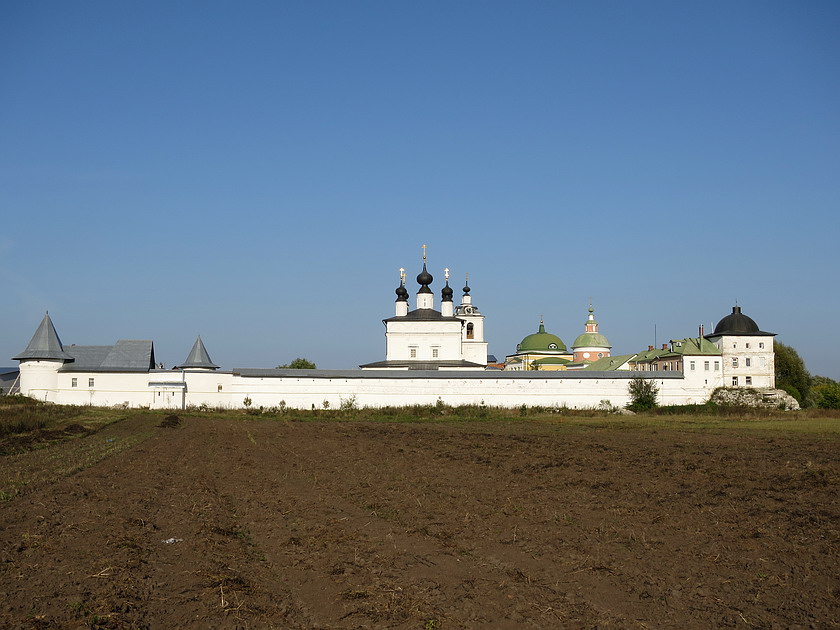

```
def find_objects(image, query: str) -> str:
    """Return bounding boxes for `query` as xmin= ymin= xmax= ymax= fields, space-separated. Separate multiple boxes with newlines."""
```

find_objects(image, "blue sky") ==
xmin=2 ymin=1 xmax=838 ymax=378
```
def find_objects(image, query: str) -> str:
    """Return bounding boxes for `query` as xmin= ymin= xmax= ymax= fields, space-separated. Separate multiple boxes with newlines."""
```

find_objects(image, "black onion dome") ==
xmin=462 ymin=282 xmax=471 ymax=295
xmin=441 ymin=281 xmax=454 ymax=302
xmin=416 ymin=264 xmax=433 ymax=294
xmin=395 ymin=283 xmax=409 ymax=302
xmin=713 ymin=306 xmax=760 ymax=335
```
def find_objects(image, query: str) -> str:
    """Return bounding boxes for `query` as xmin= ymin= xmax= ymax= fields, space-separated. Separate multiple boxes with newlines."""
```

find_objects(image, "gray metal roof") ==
xmin=233 ymin=368 xmax=683 ymax=380
xmin=0 ymin=367 xmax=19 ymax=376
xmin=12 ymin=313 xmax=74 ymax=361
xmin=176 ymin=336 xmax=219 ymax=370
xmin=60 ymin=340 xmax=156 ymax=373
xmin=358 ymin=359 xmax=486 ymax=370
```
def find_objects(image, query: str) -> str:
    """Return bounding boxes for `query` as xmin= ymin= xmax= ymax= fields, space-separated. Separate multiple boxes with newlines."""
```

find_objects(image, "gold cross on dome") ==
xmin=444 ymin=267 xmax=449 ymax=280
xmin=422 ymin=244 xmax=427 ymax=262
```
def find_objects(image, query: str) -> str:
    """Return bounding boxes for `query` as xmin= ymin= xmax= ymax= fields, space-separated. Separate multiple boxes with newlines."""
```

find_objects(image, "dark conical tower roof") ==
xmin=13 ymin=313 xmax=74 ymax=361
xmin=177 ymin=336 xmax=219 ymax=370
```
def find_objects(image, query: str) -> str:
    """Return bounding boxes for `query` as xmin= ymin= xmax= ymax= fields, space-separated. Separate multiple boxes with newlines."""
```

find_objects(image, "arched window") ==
xmin=466 ymin=323 xmax=474 ymax=339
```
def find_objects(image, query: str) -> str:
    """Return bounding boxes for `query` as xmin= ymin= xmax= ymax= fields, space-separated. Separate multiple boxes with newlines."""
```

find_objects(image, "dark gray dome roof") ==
xmin=712 ymin=306 xmax=761 ymax=335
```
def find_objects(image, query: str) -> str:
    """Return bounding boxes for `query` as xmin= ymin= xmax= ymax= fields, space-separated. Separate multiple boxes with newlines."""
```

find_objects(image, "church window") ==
xmin=88 ymin=378 xmax=95 ymax=387
xmin=704 ymin=361 xmax=709 ymax=371
xmin=432 ymin=347 xmax=439 ymax=358
xmin=746 ymin=376 xmax=752 ymax=385
xmin=746 ymin=343 xmax=751 ymax=349
xmin=745 ymin=358 xmax=751 ymax=367
xmin=732 ymin=376 xmax=739 ymax=386
xmin=714 ymin=361 xmax=720 ymax=371
xmin=410 ymin=348 xmax=417 ymax=358
xmin=759 ymin=342 xmax=765 ymax=349
xmin=732 ymin=357 xmax=738 ymax=368
xmin=549 ymin=343 xmax=557 ymax=350
xmin=71 ymin=378 xmax=77 ymax=387
xmin=598 ymin=353 xmax=603 ymax=358
xmin=690 ymin=361 xmax=695 ymax=371
xmin=466 ymin=323 xmax=474 ymax=340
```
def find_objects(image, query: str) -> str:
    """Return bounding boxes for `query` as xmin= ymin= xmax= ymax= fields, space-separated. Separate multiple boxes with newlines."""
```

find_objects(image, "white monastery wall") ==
xmin=19 ymin=365 xmax=713 ymax=410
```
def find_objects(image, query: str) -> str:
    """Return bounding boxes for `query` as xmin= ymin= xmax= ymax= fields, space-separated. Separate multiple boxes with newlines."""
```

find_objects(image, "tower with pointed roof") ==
xmin=176 ymin=336 xmax=220 ymax=371
xmin=12 ymin=313 xmax=73 ymax=402
xmin=571 ymin=303 xmax=611 ymax=363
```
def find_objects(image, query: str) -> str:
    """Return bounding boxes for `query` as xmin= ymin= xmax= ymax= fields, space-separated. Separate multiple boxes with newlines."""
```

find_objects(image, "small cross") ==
xmin=444 ymin=267 xmax=449 ymax=280
xmin=422 ymin=244 xmax=427 ymax=262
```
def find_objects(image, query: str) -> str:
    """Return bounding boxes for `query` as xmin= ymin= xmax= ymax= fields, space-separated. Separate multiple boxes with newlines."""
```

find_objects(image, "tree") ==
xmin=774 ymin=341 xmax=810 ymax=404
xmin=811 ymin=375 xmax=840 ymax=409
xmin=277 ymin=358 xmax=317 ymax=370
xmin=627 ymin=376 xmax=658 ymax=412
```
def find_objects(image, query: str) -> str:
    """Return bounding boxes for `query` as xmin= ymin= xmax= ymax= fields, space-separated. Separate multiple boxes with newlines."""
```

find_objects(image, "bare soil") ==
xmin=1 ymin=414 xmax=838 ymax=629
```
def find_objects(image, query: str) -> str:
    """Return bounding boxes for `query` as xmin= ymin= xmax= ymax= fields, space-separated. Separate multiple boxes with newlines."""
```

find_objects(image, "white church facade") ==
xmin=8 ymin=253 xmax=783 ymax=411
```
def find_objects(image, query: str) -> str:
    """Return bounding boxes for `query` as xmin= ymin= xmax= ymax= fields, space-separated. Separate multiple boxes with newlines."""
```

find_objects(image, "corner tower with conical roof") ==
xmin=13 ymin=313 xmax=73 ymax=401
xmin=571 ymin=302 xmax=611 ymax=363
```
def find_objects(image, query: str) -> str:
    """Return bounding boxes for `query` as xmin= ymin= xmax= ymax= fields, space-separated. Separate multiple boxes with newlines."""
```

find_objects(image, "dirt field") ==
xmin=1 ymin=412 xmax=838 ymax=629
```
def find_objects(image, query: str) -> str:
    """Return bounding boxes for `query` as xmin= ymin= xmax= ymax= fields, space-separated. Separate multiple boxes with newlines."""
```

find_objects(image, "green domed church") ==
xmin=504 ymin=319 xmax=573 ymax=370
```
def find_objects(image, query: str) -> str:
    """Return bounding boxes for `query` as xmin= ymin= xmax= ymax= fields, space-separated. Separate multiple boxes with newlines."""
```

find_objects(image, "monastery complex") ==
xmin=6 ymin=251 xmax=786 ymax=410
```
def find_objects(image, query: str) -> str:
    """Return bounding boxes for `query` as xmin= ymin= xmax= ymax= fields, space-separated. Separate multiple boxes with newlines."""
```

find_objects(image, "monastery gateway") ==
xmin=10 ymin=254 xmax=781 ymax=410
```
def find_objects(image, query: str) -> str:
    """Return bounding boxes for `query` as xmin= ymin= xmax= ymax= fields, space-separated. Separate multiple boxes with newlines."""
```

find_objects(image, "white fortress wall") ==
xmin=19 ymin=363 xmax=714 ymax=410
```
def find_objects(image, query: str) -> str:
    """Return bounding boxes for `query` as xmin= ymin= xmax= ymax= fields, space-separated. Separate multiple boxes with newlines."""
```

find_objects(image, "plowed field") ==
xmin=1 ymin=413 xmax=838 ymax=628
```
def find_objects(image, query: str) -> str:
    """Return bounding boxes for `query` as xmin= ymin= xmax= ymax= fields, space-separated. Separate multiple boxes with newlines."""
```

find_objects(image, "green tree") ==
xmin=811 ymin=375 xmax=840 ymax=409
xmin=277 ymin=358 xmax=317 ymax=369
xmin=774 ymin=341 xmax=810 ymax=405
xmin=627 ymin=376 xmax=658 ymax=412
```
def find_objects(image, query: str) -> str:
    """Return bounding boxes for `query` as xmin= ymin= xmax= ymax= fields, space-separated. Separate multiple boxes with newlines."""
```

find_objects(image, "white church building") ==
xmin=8 ymin=252 xmax=782 ymax=411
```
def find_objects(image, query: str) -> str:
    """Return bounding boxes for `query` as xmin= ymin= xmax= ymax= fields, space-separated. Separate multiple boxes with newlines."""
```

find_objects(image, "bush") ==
xmin=627 ymin=376 xmax=659 ymax=412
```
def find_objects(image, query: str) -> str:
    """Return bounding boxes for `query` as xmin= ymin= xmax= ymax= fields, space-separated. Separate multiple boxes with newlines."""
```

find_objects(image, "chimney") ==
xmin=648 ymin=345 xmax=654 ymax=351
xmin=699 ymin=324 xmax=705 ymax=337
xmin=662 ymin=344 xmax=668 ymax=350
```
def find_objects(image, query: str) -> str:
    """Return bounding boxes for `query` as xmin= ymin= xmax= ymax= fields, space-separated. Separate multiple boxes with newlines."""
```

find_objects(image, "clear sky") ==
xmin=2 ymin=1 xmax=838 ymax=379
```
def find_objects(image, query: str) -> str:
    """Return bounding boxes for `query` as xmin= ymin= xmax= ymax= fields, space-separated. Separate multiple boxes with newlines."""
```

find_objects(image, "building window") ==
xmin=732 ymin=376 xmax=739 ymax=386
xmin=432 ymin=347 xmax=439 ymax=358
xmin=466 ymin=323 xmax=474 ymax=340
xmin=704 ymin=361 xmax=709 ymax=371
xmin=597 ymin=353 xmax=603 ymax=358
xmin=745 ymin=358 xmax=751 ymax=367
xmin=746 ymin=343 xmax=751 ymax=349
xmin=732 ymin=358 xmax=738 ymax=368
xmin=733 ymin=343 xmax=737 ymax=349
xmin=71 ymin=378 xmax=77 ymax=388
xmin=409 ymin=348 xmax=417 ymax=358
xmin=714 ymin=361 xmax=720 ymax=371
xmin=760 ymin=357 xmax=766 ymax=368
xmin=746 ymin=376 xmax=752 ymax=386
xmin=759 ymin=342 xmax=764 ymax=349
xmin=690 ymin=361 xmax=695 ymax=371
xmin=88 ymin=378 xmax=95 ymax=387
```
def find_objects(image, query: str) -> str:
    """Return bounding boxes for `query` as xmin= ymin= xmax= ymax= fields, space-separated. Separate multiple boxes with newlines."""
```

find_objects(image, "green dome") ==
xmin=517 ymin=322 xmax=567 ymax=353
xmin=572 ymin=332 xmax=611 ymax=349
